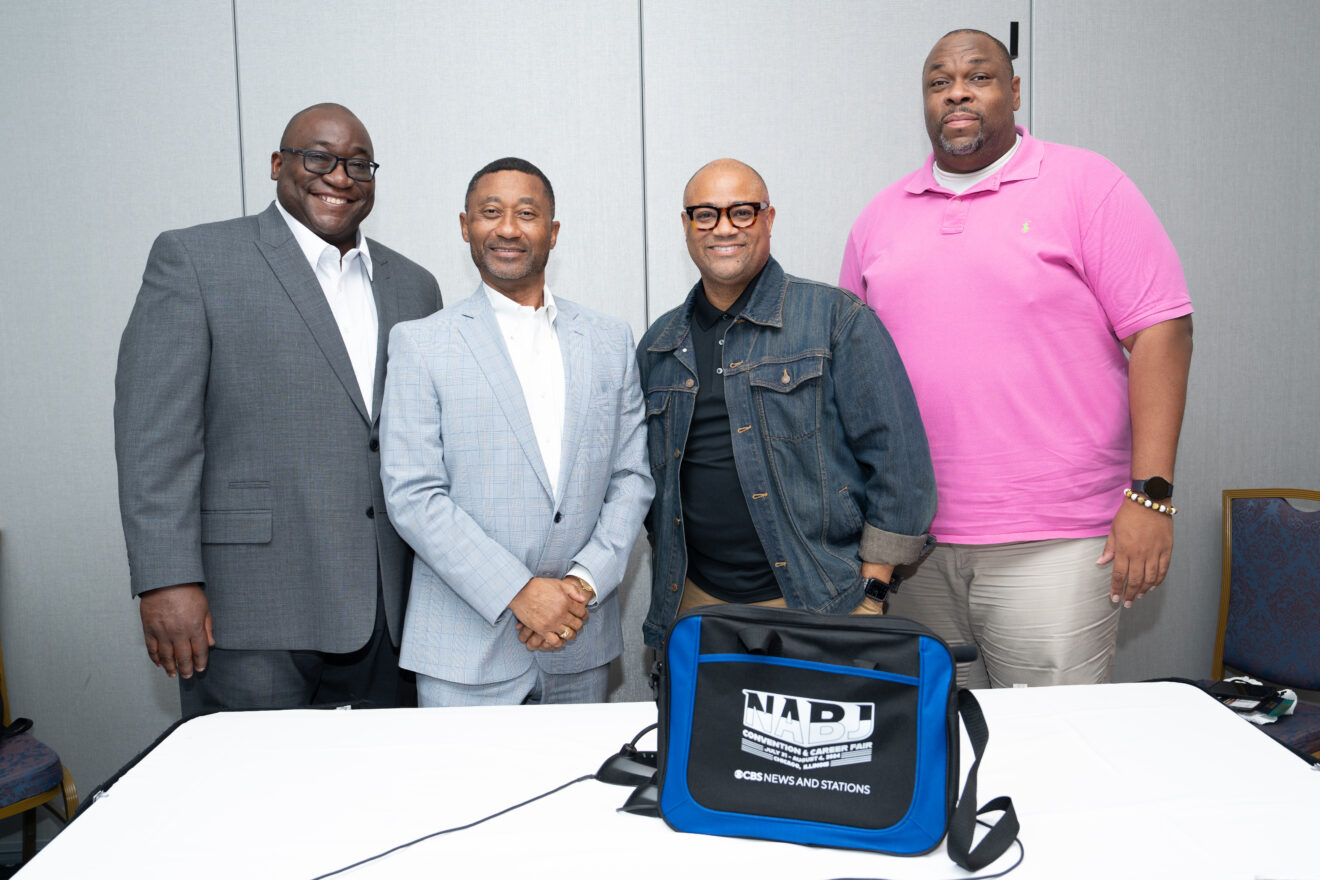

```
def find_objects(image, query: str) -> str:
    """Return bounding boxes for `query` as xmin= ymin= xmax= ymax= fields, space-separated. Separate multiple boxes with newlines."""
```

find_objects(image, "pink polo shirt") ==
xmin=840 ymin=128 xmax=1191 ymax=544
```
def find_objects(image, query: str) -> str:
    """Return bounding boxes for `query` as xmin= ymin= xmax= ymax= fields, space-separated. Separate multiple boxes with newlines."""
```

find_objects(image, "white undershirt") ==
xmin=276 ymin=201 xmax=379 ymax=418
xmin=932 ymin=134 xmax=1022 ymax=195
xmin=483 ymin=284 xmax=596 ymax=596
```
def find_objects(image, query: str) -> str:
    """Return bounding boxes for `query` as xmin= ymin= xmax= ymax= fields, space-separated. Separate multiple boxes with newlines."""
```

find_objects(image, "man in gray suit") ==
xmin=115 ymin=103 xmax=443 ymax=716
xmin=381 ymin=157 xmax=653 ymax=706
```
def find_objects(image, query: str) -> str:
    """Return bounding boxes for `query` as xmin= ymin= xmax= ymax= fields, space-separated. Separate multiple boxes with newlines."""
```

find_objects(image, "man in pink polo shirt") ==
xmin=839 ymin=29 xmax=1193 ymax=687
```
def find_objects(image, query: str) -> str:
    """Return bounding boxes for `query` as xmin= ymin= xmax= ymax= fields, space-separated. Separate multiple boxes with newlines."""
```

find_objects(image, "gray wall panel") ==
xmin=1033 ymin=1 xmax=1320 ymax=683
xmin=234 ymin=0 xmax=647 ymax=335
xmin=0 ymin=0 xmax=242 ymax=844
xmin=641 ymin=0 xmax=1031 ymax=319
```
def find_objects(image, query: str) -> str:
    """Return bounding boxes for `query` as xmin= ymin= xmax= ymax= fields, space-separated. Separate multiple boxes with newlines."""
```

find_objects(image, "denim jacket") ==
xmin=638 ymin=257 xmax=936 ymax=647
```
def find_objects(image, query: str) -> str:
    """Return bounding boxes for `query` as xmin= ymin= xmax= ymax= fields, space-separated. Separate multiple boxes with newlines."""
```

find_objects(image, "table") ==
xmin=18 ymin=683 xmax=1320 ymax=879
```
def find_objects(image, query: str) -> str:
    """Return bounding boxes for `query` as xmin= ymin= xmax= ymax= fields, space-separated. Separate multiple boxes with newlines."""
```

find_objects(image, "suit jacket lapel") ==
xmin=255 ymin=204 xmax=370 ymax=424
xmin=556 ymin=302 xmax=591 ymax=506
xmin=456 ymin=287 xmax=555 ymax=501
xmin=368 ymin=239 xmax=396 ymax=424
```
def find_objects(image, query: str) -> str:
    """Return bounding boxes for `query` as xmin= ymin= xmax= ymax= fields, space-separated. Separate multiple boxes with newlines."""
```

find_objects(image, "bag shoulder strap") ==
xmin=946 ymin=689 xmax=1019 ymax=871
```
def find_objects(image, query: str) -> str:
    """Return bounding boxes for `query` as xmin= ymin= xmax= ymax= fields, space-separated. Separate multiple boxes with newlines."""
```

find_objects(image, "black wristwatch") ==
xmin=863 ymin=572 xmax=902 ymax=602
xmin=1131 ymin=477 xmax=1173 ymax=501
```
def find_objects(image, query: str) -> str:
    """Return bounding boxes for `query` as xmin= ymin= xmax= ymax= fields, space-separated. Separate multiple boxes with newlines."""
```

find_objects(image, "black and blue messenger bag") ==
xmin=652 ymin=603 xmax=1018 ymax=871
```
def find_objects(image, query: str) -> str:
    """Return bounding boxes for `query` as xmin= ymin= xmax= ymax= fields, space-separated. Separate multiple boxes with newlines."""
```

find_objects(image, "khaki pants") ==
xmin=886 ymin=537 xmax=1118 ymax=689
xmin=678 ymin=578 xmax=884 ymax=616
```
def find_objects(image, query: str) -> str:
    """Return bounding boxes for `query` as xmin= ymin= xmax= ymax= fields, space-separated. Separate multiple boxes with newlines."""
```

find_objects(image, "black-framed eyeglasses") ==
xmin=280 ymin=148 xmax=379 ymax=182
xmin=684 ymin=202 xmax=769 ymax=230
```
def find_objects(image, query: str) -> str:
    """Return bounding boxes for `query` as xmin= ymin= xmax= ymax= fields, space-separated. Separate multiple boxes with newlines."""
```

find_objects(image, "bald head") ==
xmin=929 ymin=29 xmax=1014 ymax=77
xmin=684 ymin=158 xmax=769 ymax=206
xmin=681 ymin=158 xmax=775 ymax=310
xmin=280 ymin=103 xmax=369 ymax=149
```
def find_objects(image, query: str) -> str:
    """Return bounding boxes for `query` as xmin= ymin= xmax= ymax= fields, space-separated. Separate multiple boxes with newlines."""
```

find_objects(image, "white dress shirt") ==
xmin=484 ymin=284 xmax=596 ymax=596
xmin=276 ymin=201 xmax=379 ymax=417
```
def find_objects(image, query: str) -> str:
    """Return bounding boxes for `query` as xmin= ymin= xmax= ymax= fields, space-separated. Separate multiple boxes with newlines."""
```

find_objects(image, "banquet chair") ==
xmin=1212 ymin=489 xmax=1320 ymax=757
xmin=0 ymin=532 xmax=79 ymax=862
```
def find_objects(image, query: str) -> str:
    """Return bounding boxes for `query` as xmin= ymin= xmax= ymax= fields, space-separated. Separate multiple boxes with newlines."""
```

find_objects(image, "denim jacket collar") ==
xmin=647 ymin=256 xmax=788 ymax=353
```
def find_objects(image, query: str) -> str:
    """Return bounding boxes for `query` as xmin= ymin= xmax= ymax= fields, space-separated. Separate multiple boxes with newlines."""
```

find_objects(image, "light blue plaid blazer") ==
xmin=380 ymin=286 xmax=653 ymax=684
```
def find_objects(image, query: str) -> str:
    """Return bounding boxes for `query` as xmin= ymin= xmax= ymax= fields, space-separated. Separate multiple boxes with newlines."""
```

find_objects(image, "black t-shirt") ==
xmin=680 ymin=271 xmax=780 ymax=602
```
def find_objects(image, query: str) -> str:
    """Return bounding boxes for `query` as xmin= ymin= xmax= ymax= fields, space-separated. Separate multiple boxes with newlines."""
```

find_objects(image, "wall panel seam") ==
xmin=637 ymin=0 xmax=650 ymax=325
xmin=232 ymin=0 xmax=247 ymax=216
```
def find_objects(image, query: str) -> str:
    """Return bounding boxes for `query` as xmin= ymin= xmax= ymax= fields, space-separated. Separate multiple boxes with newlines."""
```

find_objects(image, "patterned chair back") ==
xmin=1215 ymin=489 xmax=1320 ymax=688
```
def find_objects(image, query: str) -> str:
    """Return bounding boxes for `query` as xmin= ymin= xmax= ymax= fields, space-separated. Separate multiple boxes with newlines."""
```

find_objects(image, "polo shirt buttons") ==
xmin=941 ymin=196 xmax=969 ymax=234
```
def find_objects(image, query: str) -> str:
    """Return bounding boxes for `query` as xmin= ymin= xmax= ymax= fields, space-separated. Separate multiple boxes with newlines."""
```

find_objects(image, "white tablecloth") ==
xmin=20 ymin=682 xmax=1320 ymax=879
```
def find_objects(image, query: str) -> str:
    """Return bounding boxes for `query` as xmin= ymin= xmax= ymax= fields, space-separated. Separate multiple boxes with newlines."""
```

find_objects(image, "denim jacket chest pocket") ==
xmin=645 ymin=388 xmax=680 ymax=476
xmin=745 ymin=356 xmax=826 ymax=441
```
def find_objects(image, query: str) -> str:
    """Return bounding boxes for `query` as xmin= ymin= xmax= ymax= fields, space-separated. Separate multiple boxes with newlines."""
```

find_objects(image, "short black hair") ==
xmin=938 ymin=28 xmax=1015 ymax=77
xmin=465 ymin=157 xmax=556 ymax=217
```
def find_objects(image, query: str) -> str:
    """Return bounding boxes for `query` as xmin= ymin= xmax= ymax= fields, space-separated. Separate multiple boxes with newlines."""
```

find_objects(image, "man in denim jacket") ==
xmin=638 ymin=159 xmax=937 ymax=649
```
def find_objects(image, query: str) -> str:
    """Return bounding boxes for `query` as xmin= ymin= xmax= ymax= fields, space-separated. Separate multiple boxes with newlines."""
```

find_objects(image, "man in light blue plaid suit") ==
xmin=381 ymin=158 xmax=654 ymax=706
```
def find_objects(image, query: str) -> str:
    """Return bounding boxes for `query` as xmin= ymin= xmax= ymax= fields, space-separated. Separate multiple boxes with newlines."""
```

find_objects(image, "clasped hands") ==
xmin=510 ymin=576 xmax=594 ymax=652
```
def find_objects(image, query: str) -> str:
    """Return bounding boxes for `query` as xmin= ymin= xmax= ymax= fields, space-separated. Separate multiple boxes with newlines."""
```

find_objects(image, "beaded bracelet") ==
xmin=1123 ymin=488 xmax=1178 ymax=516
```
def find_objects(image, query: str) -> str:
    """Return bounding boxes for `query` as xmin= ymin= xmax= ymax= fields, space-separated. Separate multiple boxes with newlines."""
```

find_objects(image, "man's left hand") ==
xmin=1096 ymin=503 xmax=1174 ymax=607
xmin=516 ymin=622 xmax=555 ymax=651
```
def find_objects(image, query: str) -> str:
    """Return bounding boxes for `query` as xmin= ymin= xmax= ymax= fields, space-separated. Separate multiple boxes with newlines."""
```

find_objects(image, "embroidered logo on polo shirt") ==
xmin=1021 ymin=220 xmax=1030 ymax=233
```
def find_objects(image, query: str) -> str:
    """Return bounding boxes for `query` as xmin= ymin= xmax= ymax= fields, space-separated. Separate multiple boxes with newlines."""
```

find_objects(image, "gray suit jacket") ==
xmin=380 ymin=287 xmax=653 ymax=684
xmin=115 ymin=202 xmax=443 ymax=652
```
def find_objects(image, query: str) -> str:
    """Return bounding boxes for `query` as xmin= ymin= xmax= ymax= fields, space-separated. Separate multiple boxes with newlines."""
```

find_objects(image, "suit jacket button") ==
xmin=365 ymin=506 xmax=375 ymax=519
xmin=369 ymin=438 xmax=380 ymax=451
xmin=554 ymin=512 xmax=563 ymax=523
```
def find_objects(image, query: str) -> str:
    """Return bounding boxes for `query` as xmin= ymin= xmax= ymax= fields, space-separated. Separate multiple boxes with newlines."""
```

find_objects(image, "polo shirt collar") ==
xmin=906 ymin=125 xmax=1042 ymax=196
xmin=692 ymin=261 xmax=766 ymax=330
xmin=649 ymin=256 xmax=787 ymax=352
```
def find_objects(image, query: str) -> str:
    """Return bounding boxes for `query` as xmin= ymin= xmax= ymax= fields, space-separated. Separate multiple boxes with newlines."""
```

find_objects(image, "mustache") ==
xmin=941 ymin=108 xmax=984 ymax=124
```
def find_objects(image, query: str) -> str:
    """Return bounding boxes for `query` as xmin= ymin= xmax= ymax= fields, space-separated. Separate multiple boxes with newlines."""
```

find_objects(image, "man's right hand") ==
xmin=139 ymin=583 xmax=214 ymax=679
xmin=508 ymin=577 xmax=589 ymax=649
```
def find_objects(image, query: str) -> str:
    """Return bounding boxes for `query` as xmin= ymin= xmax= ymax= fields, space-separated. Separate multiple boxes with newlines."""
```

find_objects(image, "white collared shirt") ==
xmin=484 ymin=283 xmax=567 ymax=496
xmin=484 ymin=284 xmax=597 ymax=597
xmin=276 ymin=201 xmax=379 ymax=418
